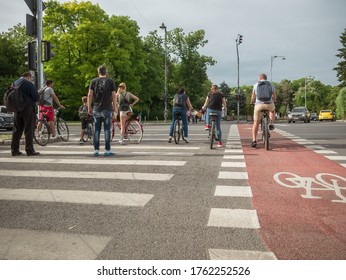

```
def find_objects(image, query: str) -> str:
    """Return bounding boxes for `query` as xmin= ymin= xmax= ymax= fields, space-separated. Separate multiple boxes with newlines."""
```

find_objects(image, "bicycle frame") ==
xmin=34 ymin=108 xmax=69 ymax=145
xmin=209 ymin=113 xmax=218 ymax=149
xmin=173 ymin=112 xmax=184 ymax=144
xmin=111 ymin=116 xmax=143 ymax=143
xmin=261 ymin=110 xmax=270 ymax=150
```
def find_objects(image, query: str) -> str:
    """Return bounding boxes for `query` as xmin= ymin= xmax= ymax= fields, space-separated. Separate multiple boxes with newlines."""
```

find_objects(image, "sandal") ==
xmin=251 ymin=141 xmax=257 ymax=148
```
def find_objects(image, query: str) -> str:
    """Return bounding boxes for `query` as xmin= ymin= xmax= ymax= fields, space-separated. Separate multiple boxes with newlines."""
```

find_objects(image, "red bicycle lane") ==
xmin=237 ymin=123 xmax=346 ymax=259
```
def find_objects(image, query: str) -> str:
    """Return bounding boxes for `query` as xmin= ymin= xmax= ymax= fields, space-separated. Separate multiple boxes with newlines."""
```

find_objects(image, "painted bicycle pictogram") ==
xmin=274 ymin=172 xmax=346 ymax=203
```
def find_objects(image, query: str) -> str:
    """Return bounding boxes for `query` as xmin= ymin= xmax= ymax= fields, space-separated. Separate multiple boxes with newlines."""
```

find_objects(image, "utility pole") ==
xmin=25 ymin=0 xmax=46 ymax=89
xmin=160 ymin=23 xmax=168 ymax=123
xmin=236 ymin=34 xmax=243 ymax=123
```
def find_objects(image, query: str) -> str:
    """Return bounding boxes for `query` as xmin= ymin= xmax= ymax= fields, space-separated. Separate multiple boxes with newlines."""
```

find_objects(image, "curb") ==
xmin=0 ymin=138 xmax=61 ymax=146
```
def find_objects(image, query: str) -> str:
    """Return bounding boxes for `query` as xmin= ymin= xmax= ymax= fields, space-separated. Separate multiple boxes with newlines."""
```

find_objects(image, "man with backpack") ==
xmin=10 ymin=72 xmax=40 ymax=156
xmin=38 ymin=80 xmax=65 ymax=138
xmin=168 ymin=87 xmax=193 ymax=143
xmin=250 ymin=73 xmax=276 ymax=148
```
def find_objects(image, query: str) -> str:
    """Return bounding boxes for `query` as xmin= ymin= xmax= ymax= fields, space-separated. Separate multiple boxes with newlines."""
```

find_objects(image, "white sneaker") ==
xmin=168 ymin=136 xmax=172 ymax=143
xmin=104 ymin=150 xmax=115 ymax=156
xmin=184 ymin=137 xmax=189 ymax=143
xmin=119 ymin=139 xmax=125 ymax=145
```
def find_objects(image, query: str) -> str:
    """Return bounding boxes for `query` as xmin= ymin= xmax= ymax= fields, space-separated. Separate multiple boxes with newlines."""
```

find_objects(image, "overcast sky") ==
xmin=1 ymin=0 xmax=345 ymax=86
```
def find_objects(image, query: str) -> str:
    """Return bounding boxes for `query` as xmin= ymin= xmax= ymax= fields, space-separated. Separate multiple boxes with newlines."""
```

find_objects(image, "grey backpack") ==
xmin=173 ymin=94 xmax=183 ymax=107
xmin=256 ymin=81 xmax=273 ymax=102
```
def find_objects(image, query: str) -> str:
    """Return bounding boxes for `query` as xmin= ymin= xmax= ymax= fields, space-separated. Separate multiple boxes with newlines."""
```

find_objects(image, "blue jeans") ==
xmin=93 ymin=110 xmax=112 ymax=151
xmin=206 ymin=108 xmax=222 ymax=141
xmin=169 ymin=108 xmax=188 ymax=138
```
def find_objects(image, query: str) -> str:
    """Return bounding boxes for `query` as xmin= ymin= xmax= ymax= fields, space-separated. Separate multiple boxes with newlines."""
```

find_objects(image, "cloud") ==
xmin=1 ymin=0 xmax=344 ymax=86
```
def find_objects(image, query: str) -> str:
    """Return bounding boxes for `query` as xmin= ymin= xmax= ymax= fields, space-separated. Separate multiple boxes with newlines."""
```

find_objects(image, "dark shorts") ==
xmin=81 ymin=117 xmax=93 ymax=129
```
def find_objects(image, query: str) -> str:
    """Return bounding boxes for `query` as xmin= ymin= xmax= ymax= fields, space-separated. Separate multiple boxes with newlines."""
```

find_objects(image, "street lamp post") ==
xmin=236 ymin=34 xmax=243 ymax=123
xmin=270 ymin=55 xmax=286 ymax=83
xmin=160 ymin=23 xmax=168 ymax=123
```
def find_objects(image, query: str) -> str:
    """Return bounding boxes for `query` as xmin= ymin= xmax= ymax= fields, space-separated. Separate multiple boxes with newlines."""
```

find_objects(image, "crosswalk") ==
xmin=0 ymin=124 xmax=276 ymax=260
xmin=276 ymin=128 xmax=346 ymax=168
xmin=207 ymin=124 xmax=277 ymax=260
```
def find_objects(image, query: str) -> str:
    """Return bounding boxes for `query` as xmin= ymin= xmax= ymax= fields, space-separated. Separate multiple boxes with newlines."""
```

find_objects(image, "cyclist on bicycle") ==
xmin=116 ymin=82 xmax=140 ymax=145
xmin=39 ymin=80 xmax=65 ymax=138
xmin=250 ymin=73 xmax=276 ymax=148
xmin=78 ymin=96 xmax=92 ymax=144
xmin=168 ymin=87 xmax=193 ymax=143
xmin=202 ymin=84 xmax=226 ymax=148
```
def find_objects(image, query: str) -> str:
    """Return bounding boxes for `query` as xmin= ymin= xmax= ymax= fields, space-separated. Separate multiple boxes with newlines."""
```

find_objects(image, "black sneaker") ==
xmin=269 ymin=124 xmax=275 ymax=130
xmin=27 ymin=151 xmax=40 ymax=156
xmin=251 ymin=141 xmax=257 ymax=148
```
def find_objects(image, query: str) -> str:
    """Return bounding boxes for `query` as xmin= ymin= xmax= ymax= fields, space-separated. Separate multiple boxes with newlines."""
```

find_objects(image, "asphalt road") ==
xmin=0 ymin=120 xmax=345 ymax=260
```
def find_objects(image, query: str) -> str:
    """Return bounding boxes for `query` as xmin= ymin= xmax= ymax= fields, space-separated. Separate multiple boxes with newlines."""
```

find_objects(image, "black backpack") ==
xmin=3 ymin=80 xmax=25 ymax=113
xmin=38 ymin=86 xmax=48 ymax=106
xmin=119 ymin=92 xmax=130 ymax=111
xmin=173 ymin=93 xmax=183 ymax=107
xmin=256 ymin=81 xmax=273 ymax=102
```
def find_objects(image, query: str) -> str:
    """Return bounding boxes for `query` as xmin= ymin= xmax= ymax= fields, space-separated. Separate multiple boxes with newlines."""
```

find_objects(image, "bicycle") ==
xmin=251 ymin=103 xmax=272 ymax=150
xmin=34 ymin=108 xmax=69 ymax=146
xmin=208 ymin=112 xmax=218 ymax=149
xmin=260 ymin=109 xmax=270 ymax=150
xmin=82 ymin=118 xmax=94 ymax=144
xmin=173 ymin=111 xmax=185 ymax=144
xmin=111 ymin=116 xmax=143 ymax=144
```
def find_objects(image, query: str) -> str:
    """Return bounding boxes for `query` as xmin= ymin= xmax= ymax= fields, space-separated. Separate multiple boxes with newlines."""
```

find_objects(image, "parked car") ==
xmin=319 ymin=109 xmax=336 ymax=121
xmin=0 ymin=105 xmax=14 ymax=130
xmin=310 ymin=112 xmax=318 ymax=121
xmin=287 ymin=107 xmax=311 ymax=123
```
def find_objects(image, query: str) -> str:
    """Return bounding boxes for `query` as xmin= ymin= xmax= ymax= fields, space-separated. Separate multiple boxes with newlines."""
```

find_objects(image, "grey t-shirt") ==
xmin=43 ymin=87 xmax=54 ymax=106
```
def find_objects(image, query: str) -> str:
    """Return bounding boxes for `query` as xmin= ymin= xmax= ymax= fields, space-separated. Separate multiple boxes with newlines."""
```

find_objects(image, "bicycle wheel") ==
xmin=261 ymin=118 xmax=265 ymax=142
xmin=180 ymin=121 xmax=185 ymax=140
xmin=210 ymin=120 xmax=216 ymax=149
xmin=34 ymin=120 xmax=50 ymax=146
xmin=126 ymin=120 xmax=143 ymax=144
xmin=173 ymin=120 xmax=180 ymax=144
xmin=57 ymin=119 xmax=69 ymax=142
xmin=264 ymin=117 xmax=269 ymax=150
xmin=87 ymin=122 xmax=94 ymax=144
xmin=82 ymin=124 xmax=89 ymax=142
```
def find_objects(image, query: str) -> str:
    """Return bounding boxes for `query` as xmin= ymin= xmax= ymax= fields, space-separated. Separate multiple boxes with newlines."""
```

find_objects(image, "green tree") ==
xmin=0 ymin=24 xmax=29 ymax=76
xmin=0 ymin=24 xmax=31 ymax=101
xmin=43 ymin=0 xmax=147 ymax=119
xmin=43 ymin=0 xmax=110 ymax=116
xmin=335 ymin=87 xmax=346 ymax=119
xmin=334 ymin=28 xmax=346 ymax=87
xmin=140 ymin=31 xmax=166 ymax=119
xmin=275 ymin=79 xmax=294 ymax=116
xmin=169 ymin=28 xmax=215 ymax=107
xmin=219 ymin=81 xmax=231 ymax=112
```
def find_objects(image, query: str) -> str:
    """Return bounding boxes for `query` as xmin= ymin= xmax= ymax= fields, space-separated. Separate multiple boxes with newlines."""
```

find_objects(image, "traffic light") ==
xmin=237 ymin=34 xmax=243 ymax=45
xmin=43 ymin=41 xmax=55 ymax=62
xmin=26 ymin=41 xmax=37 ymax=71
